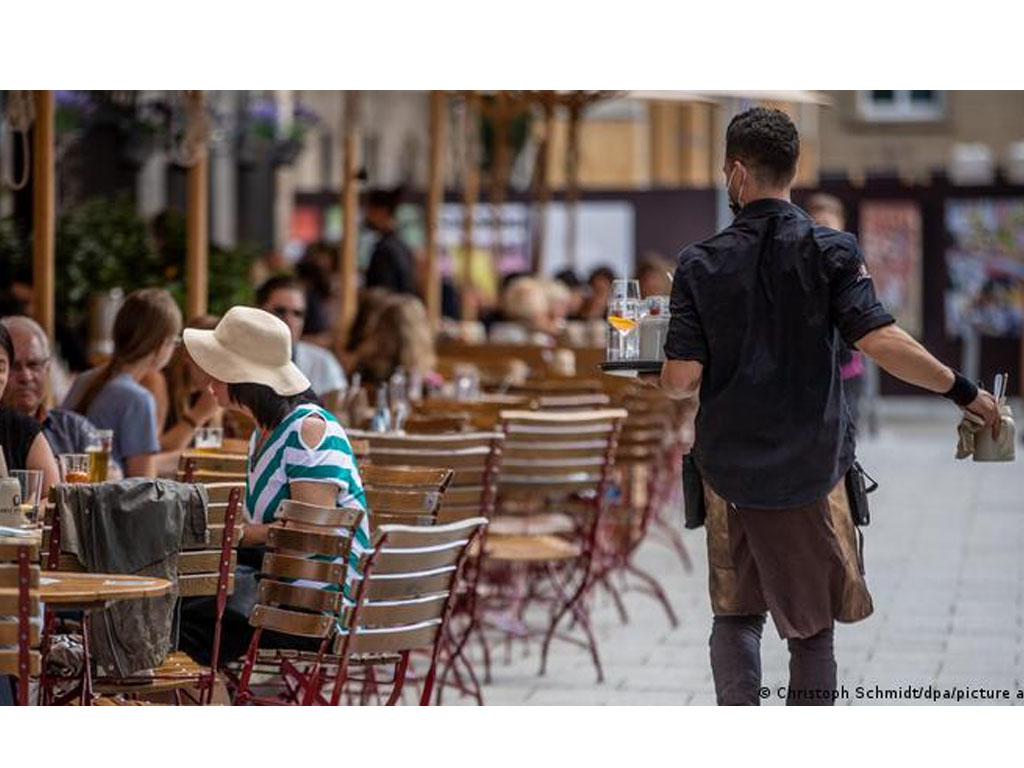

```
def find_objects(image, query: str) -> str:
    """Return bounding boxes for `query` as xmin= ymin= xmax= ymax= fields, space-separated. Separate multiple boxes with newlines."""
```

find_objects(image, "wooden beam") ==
xmin=337 ymin=91 xmax=360 ymax=348
xmin=185 ymin=91 xmax=209 ymax=319
xmin=460 ymin=92 xmax=480 ymax=320
xmin=425 ymin=90 xmax=446 ymax=328
xmin=32 ymin=91 xmax=55 ymax=342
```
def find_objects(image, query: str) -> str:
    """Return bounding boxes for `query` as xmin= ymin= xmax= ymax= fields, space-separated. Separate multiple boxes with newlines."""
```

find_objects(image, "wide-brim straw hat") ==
xmin=183 ymin=306 xmax=311 ymax=396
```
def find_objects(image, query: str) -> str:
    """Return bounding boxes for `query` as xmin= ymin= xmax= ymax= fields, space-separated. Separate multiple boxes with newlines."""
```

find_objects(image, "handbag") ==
xmin=844 ymin=460 xmax=878 ymax=527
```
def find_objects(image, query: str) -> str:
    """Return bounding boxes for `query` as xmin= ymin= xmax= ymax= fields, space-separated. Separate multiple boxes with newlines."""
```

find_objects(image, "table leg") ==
xmin=80 ymin=613 xmax=93 ymax=706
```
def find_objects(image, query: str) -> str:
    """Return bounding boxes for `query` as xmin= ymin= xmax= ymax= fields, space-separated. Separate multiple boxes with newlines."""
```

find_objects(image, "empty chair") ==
xmin=329 ymin=517 xmax=488 ymax=705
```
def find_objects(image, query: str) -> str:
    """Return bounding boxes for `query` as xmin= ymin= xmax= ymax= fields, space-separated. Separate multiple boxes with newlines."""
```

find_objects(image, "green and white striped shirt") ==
xmin=246 ymin=403 xmax=371 ymax=595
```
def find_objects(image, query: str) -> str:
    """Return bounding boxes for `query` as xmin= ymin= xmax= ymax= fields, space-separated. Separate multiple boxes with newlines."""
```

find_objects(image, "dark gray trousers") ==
xmin=709 ymin=614 xmax=837 ymax=705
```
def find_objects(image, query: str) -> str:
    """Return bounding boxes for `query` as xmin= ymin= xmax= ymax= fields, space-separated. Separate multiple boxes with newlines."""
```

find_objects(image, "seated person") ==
xmin=141 ymin=316 xmax=222 ymax=453
xmin=178 ymin=306 xmax=371 ymax=662
xmin=257 ymin=275 xmax=347 ymax=406
xmin=62 ymin=289 xmax=182 ymax=477
xmin=0 ymin=322 xmax=59 ymax=494
xmin=1 ymin=315 xmax=102 ymax=457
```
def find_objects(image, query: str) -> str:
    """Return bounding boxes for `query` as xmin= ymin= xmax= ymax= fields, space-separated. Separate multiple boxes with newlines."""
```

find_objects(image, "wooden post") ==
xmin=425 ymin=90 xmax=446 ymax=329
xmin=185 ymin=91 xmax=209 ymax=319
xmin=32 ymin=91 xmax=55 ymax=342
xmin=460 ymin=92 xmax=480 ymax=320
xmin=337 ymin=91 xmax=360 ymax=348
xmin=564 ymin=101 xmax=583 ymax=271
xmin=530 ymin=94 xmax=555 ymax=275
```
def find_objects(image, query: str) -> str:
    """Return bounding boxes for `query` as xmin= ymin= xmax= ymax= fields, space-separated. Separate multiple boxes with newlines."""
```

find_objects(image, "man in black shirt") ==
xmin=363 ymin=186 xmax=417 ymax=296
xmin=659 ymin=107 xmax=1000 ymax=705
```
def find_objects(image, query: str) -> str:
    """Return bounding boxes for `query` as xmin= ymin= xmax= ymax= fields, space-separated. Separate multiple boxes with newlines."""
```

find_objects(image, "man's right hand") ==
xmin=965 ymin=389 xmax=1001 ymax=439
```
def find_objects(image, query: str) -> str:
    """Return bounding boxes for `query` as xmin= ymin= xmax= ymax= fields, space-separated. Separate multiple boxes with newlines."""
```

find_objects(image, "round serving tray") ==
xmin=599 ymin=360 xmax=664 ymax=378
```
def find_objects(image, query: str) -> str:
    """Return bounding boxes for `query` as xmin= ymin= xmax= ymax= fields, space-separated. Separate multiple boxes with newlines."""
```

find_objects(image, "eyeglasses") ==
xmin=12 ymin=357 xmax=50 ymax=375
xmin=270 ymin=306 xmax=306 ymax=320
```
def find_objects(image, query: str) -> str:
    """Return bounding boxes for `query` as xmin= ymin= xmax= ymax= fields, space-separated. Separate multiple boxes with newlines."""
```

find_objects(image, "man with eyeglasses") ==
xmin=1 ymin=315 xmax=101 ymax=457
xmin=256 ymin=275 xmax=347 ymax=403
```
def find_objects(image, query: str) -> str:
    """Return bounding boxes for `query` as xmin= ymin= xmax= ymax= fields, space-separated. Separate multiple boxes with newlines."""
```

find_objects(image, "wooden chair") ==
xmin=403 ymin=413 xmax=471 ymax=434
xmin=351 ymin=430 xmax=505 ymax=704
xmin=233 ymin=499 xmax=366 ymax=706
xmin=92 ymin=478 xmax=244 ymax=704
xmin=178 ymin=451 xmax=248 ymax=483
xmin=591 ymin=389 xmax=688 ymax=629
xmin=0 ymin=536 xmax=41 ymax=706
xmin=480 ymin=408 xmax=627 ymax=683
xmin=415 ymin=395 xmax=534 ymax=431
xmin=360 ymin=464 xmax=453 ymax=529
xmin=329 ymin=517 xmax=488 ymax=705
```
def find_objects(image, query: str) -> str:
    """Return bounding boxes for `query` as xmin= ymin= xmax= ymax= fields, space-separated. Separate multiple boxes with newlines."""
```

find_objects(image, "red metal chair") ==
xmin=478 ymin=408 xmax=627 ymax=683
xmin=328 ymin=517 xmax=488 ymax=705
xmin=0 ymin=536 xmax=40 ymax=706
xmin=352 ymin=430 xmax=504 ymax=704
xmin=232 ymin=500 xmax=365 ymax=706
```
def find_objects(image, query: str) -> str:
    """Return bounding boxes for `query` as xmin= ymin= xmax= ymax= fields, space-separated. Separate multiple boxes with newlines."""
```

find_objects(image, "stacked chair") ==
xmin=0 ymin=536 xmax=41 ymax=706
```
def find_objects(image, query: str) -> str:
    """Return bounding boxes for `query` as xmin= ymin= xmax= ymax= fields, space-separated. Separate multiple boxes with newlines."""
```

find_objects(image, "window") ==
xmin=857 ymin=90 xmax=945 ymax=122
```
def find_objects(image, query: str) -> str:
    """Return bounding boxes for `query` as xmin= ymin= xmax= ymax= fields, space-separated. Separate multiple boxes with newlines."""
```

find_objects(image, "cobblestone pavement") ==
xmin=466 ymin=399 xmax=1024 ymax=705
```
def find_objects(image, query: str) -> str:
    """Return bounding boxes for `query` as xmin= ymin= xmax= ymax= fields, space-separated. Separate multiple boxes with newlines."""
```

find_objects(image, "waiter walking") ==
xmin=658 ymin=107 xmax=1000 ymax=705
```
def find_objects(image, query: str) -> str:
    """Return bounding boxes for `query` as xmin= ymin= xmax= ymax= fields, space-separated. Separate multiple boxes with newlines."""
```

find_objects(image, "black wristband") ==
xmin=943 ymin=371 xmax=978 ymax=407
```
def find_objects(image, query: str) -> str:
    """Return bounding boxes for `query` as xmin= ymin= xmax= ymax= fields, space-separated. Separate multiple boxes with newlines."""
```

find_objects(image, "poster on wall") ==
xmin=859 ymin=201 xmax=924 ymax=338
xmin=945 ymin=198 xmax=1024 ymax=338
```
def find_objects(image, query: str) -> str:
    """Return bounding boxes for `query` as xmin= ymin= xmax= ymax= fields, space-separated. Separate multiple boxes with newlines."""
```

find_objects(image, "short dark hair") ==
xmin=227 ymin=382 xmax=319 ymax=430
xmin=0 ymin=321 xmax=13 ymax=367
xmin=725 ymin=107 xmax=800 ymax=187
xmin=553 ymin=268 xmax=582 ymax=289
xmin=256 ymin=274 xmax=304 ymax=308
xmin=588 ymin=265 xmax=616 ymax=286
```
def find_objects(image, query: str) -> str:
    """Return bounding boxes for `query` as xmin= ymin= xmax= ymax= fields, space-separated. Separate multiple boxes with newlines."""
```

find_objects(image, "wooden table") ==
xmin=40 ymin=571 xmax=171 ymax=610
xmin=39 ymin=571 xmax=172 ymax=705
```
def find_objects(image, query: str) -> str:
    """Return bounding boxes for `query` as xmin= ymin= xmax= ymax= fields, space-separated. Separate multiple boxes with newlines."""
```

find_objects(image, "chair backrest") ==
xmin=352 ymin=431 xmax=504 ymax=524
xmin=0 ymin=537 xmax=41 ymax=705
xmin=534 ymin=393 xmax=611 ymax=411
xmin=416 ymin=395 xmax=534 ymax=431
xmin=249 ymin=500 xmax=365 ymax=639
xmin=178 ymin=482 xmax=244 ymax=599
xmin=335 ymin=517 xmax=487 ymax=656
xmin=496 ymin=409 xmax=627 ymax=500
xmin=178 ymin=451 xmax=248 ymax=483
xmin=403 ymin=413 xmax=471 ymax=434
xmin=510 ymin=377 xmax=604 ymax=396
xmin=359 ymin=464 xmax=454 ymax=529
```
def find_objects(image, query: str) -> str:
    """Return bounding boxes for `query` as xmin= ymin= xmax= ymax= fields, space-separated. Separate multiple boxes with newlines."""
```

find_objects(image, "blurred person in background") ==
xmin=257 ymin=275 xmax=347 ymax=404
xmin=296 ymin=241 xmax=337 ymax=347
xmin=807 ymin=193 xmax=866 ymax=427
xmin=0 ymin=321 xmax=60 ymax=492
xmin=637 ymin=253 xmax=675 ymax=298
xmin=363 ymin=185 xmax=416 ymax=296
xmin=542 ymin=278 xmax=573 ymax=336
xmin=554 ymin=268 xmax=587 ymax=318
xmin=63 ymin=289 xmax=182 ymax=478
xmin=1 ymin=316 xmax=102 ymax=460
xmin=351 ymin=295 xmax=438 ymax=386
xmin=580 ymin=265 xmax=616 ymax=319
xmin=491 ymin=275 xmax=554 ymax=344
xmin=141 ymin=315 xmax=222 ymax=455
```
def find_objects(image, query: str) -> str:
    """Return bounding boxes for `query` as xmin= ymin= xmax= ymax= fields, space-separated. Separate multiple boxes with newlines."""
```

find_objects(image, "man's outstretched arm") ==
xmin=855 ymin=323 xmax=1000 ymax=432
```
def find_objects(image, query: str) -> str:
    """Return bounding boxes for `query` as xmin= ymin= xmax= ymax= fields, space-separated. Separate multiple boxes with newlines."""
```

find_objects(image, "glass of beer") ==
xmin=11 ymin=469 xmax=43 ymax=525
xmin=59 ymin=454 xmax=91 ymax=484
xmin=194 ymin=426 xmax=224 ymax=453
xmin=87 ymin=429 xmax=114 ymax=483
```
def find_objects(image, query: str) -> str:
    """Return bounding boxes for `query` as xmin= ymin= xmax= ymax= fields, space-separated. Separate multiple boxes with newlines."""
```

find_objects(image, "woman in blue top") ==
xmin=63 ymin=289 xmax=182 ymax=477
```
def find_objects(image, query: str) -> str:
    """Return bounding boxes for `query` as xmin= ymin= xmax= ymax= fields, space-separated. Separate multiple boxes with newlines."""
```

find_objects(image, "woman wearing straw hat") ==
xmin=179 ymin=306 xmax=371 ymax=663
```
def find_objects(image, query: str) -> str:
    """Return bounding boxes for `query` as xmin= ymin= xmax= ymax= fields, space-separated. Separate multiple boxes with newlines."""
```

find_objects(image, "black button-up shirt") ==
xmin=665 ymin=198 xmax=894 ymax=508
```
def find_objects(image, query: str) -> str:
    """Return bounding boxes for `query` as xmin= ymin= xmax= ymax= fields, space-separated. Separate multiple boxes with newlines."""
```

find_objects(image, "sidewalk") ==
xmin=472 ymin=401 xmax=1024 ymax=705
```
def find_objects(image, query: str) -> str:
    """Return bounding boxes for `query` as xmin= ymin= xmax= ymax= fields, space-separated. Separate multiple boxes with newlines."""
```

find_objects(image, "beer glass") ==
xmin=59 ymin=454 xmax=90 ymax=484
xmin=87 ymin=429 xmax=114 ymax=483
